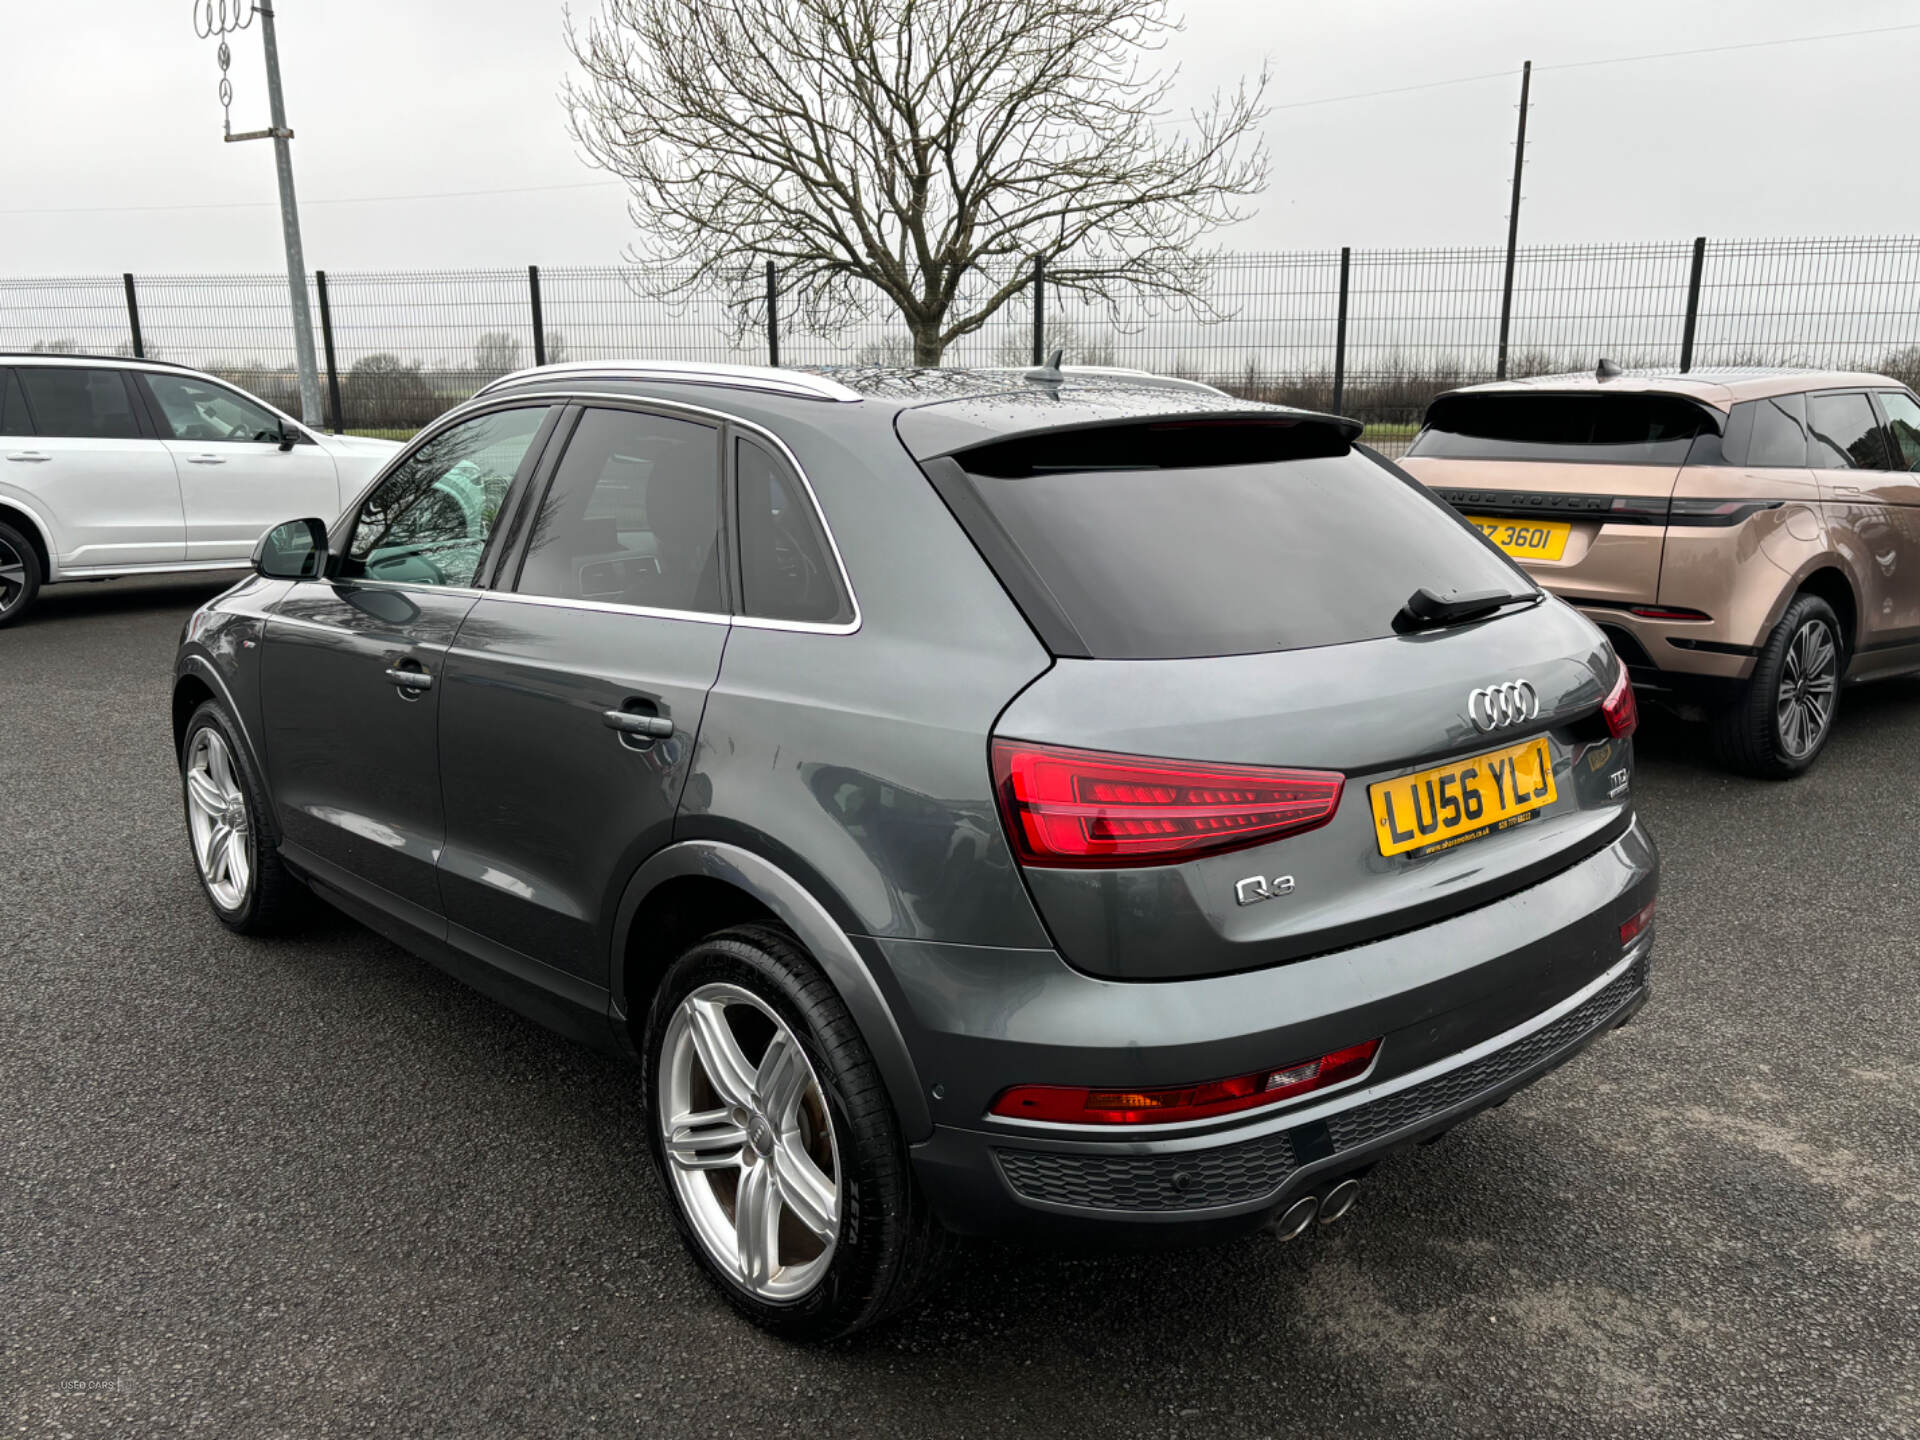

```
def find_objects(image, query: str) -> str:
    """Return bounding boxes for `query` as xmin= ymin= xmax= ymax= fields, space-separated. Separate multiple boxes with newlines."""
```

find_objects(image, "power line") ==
xmin=1269 ymin=19 xmax=1920 ymax=112
xmin=0 ymin=179 xmax=624 ymax=217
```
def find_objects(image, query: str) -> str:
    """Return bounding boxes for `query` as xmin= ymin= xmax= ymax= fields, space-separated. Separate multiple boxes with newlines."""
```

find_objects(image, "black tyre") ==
xmin=179 ymin=700 xmax=306 ymax=932
xmin=642 ymin=923 xmax=947 ymax=1340
xmin=0 ymin=520 xmax=43 ymax=627
xmin=1710 ymin=593 xmax=1844 ymax=779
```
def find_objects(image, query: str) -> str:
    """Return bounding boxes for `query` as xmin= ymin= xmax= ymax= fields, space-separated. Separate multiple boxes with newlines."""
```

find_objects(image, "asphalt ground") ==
xmin=4 ymin=574 xmax=1917 ymax=1439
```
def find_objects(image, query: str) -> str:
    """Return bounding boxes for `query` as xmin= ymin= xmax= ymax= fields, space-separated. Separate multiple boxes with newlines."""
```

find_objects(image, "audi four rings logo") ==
xmin=1468 ymin=680 xmax=1540 ymax=732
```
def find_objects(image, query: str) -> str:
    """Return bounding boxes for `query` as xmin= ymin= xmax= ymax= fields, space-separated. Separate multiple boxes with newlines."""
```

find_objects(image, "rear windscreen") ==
xmin=950 ymin=428 xmax=1526 ymax=660
xmin=1407 ymin=392 xmax=1714 ymax=464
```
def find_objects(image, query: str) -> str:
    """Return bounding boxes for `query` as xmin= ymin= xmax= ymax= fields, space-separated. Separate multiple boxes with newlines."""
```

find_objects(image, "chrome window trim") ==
xmin=315 ymin=388 xmax=863 ymax=636
xmin=986 ymin=944 xmax=1646 ymax=1140
xmin=473 ymin=361 xmax=864 ymax=404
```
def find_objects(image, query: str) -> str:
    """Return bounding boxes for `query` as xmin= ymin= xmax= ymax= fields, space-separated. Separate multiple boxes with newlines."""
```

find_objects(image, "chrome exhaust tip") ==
xmin=1317 ymin=1177 xmax=1361 ymax=1226
xmin=1268 ymin=1194 xmax=1319 ymax=1241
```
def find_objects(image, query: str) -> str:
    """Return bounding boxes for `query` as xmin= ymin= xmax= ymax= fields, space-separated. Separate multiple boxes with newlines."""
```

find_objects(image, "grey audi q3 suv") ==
xmin=171 ymin=360 xmax=1658 ymax=1339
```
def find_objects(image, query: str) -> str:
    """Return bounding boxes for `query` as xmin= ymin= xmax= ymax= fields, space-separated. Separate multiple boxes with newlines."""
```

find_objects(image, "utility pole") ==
xmin=197 ymin=1 xmax=323 ymax=424
xmin=1495 ymin=59 xmax=1531 ymax=382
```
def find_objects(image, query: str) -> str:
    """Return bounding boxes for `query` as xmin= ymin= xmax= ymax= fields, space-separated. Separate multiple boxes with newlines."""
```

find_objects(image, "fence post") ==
xmin=1332 ymin=247 xmax=1351 ymax=415
xmin=122 ymin=273 xmax=144 ymax=359
xmin=1679 ymin=236 xmax=1707 ymax=374
xmin=315 ymin=270 xmax=344 ymax=433
xmin=765 ymin=260 xmax=780 ymax=366
xmin=528 ymin=265 xmax=547 ymax=368
xmin=1031 ymin=254 xmax=1046 ymax=366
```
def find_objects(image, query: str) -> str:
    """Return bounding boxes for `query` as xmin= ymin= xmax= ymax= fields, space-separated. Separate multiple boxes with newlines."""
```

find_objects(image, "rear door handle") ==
xmin=384 ymin=666 xmax=434 ymax=692
xmin=5 ymin=451 xmax=49 ymax=463
xmin=603 ymin=709 xmax=673 ymax=739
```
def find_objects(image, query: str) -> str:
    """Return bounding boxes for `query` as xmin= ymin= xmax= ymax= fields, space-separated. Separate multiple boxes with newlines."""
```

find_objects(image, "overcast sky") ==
xmin=5 ymin=0 xmax=1919 ymax=275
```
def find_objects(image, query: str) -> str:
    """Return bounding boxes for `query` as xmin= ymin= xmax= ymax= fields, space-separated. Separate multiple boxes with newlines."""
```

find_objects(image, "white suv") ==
xmin=0 ymin=355 xmax=402 ymax=625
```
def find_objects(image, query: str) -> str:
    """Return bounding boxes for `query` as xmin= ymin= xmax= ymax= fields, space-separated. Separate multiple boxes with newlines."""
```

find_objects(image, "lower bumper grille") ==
xmin=994 ymin=956 xmax=1647 ymax=1215
xmin=1326 ymin=958 xmax=1645 ymax=1151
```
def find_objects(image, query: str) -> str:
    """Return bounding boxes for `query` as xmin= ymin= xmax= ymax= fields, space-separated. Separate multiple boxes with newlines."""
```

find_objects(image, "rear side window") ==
xmin=0 ymin=370 xmax=30 ymax=436
xmin=1807 ymin=392 xmax=1893 ymax=471
xmin=16 ymin=367 xmax=140 ymax=440
xmin=1744 ymin=392 xmax=1811 ymax=468
xmin=948 ymin=422 xmax=1524 ymax=660
xmin=735 ymin=437 xmax=851 ymax=625
xmin=1408 ymin=392 xmax=1712 ymax=464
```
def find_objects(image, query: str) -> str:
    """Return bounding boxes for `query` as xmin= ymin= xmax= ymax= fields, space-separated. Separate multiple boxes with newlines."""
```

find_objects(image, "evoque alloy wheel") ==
xmin=1711 ymin=592 xmax=1846 ymax=779
xmin=1774 ymin=616 xmax=1838 ymax=762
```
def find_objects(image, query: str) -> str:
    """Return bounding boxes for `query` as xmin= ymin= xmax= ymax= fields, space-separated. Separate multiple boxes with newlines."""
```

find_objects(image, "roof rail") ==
xmin=474 ymin=360 xmax=864 ymax=403
xmin=0 ymin=351 xmax=208 ymax=373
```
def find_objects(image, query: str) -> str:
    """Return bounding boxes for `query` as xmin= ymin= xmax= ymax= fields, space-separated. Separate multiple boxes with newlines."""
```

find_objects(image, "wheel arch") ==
xmin=172 ymin=655 xmax=269 ymax=785
xmin=0 ymin=497 xmax=54 ymax=581
xmin=1792 ymin=564 xmax=1859 ymax=659
xmin=611 ymin=841 xmax=932 ymax=1141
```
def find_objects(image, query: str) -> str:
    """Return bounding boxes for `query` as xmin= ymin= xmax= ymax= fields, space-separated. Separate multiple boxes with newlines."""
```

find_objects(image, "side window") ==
xmin=735 ymin=436 xmax=851 ymax=625
xmin=0 ymin=369 xmax=31 ymax=437
xmin=144 ymin=373 xmax=284 ymax=444
xmin=1876 ymin=391 xmax=1920 ymax=472
xmin=16 ymin=367 xmax=140 ymax=440
xmin=344 ymin=407 xmax=549 ymax=587
xmin=515 ymin=407 xmax=722 ymax=614
xmin=1807 ymin=391 xmax=1893 ymax=471
xmin=1746 ymin=392 xmax=1810 ymax=468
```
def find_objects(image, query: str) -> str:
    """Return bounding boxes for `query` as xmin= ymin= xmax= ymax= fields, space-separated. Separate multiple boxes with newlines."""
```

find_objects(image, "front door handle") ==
xmin=603 ymin=708 xmax=673 ymax=739
xmin=384 ymin=666 xmax=434 ymax=693
xmin=184 ymin=454 xmax=227 ymax=465
xmin=5 ymin=451 xmax=50 ymax=463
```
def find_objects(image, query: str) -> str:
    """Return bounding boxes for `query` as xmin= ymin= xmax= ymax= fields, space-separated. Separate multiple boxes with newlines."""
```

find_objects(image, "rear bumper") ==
xmin=879 ymin=818 xmax=1658 ymax=1241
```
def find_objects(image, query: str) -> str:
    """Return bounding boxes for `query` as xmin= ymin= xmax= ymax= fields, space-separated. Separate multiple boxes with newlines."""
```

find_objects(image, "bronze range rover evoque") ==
xmin=1400 ymin=366 xmax=1920 ymax=776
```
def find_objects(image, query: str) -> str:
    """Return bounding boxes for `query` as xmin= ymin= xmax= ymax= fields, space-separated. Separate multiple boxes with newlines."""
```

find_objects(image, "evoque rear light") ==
xmin=990 ymin=1039 xmax=1382 ymax=1125
xmin=1600 ymin=664 xmax=1638 ymax=740
xmin=990 ymin=740 xmax=1345 ymax=868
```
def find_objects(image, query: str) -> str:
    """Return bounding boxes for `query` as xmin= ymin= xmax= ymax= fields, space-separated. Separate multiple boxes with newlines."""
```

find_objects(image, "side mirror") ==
xmin=253 ymin=517 xmax=329 ymax=580
xmin=277 ymin=421 xmax=298 ymax=452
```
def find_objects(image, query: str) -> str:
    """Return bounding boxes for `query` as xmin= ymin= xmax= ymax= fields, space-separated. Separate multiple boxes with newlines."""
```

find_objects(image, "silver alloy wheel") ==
xmin=184 ymin=728 xmax=254 ymax=912
xmin=658 ymin=982 xmax=841 ymax=1302
xmin=1775 ymin=617 xmax=1839 ymax=760
xmin=0 ymin=535 xmax=25 ymax=614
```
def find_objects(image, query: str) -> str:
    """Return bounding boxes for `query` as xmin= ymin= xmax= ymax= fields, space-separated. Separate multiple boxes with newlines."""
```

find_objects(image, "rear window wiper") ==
xmin=1394 ymin=585 xmax=1541 ymax=634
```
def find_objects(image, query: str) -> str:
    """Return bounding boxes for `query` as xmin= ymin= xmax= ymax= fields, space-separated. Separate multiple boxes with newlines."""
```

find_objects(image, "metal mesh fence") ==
xmin=5 ymin=236 xmax=1920 ymax=453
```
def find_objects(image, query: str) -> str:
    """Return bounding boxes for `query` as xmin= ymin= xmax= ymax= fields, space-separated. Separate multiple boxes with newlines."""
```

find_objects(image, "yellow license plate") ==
xmin=1468 ymin=516 xmax=1571 ymax=561
xmin=1368 ymin=736 xmax=1557 ymax=859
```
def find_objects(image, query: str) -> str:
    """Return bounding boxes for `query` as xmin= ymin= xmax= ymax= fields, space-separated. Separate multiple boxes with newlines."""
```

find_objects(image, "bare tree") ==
xmin=565 ymin=0 xmax=1268 ymax=366
xmin=472 ymin=331 xmax=524 ymax=378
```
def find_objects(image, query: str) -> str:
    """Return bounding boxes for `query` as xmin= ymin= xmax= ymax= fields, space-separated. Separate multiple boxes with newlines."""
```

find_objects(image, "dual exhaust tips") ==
xmin=1268 ymin=1176 xmax=1361 ymax=1241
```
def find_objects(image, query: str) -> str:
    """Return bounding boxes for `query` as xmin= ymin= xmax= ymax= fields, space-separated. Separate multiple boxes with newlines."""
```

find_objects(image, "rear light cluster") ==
xmin=990 ymin=1038 xmax=1382 ymax=1126
xmin=1600 ymin=664 xmax=1638 ymax=740
xmin=1620 ymin=898 xmax=1656 ymax=946
xmin=990 ymin=740 xmax=1344 ymax=868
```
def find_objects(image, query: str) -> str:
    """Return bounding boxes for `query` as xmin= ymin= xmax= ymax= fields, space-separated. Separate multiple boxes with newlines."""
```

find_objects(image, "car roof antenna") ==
xmin=1596 ymin=357 xmax=1623 ymax=381
xmin=1023 ymin=348 xmax=1066 ymax=384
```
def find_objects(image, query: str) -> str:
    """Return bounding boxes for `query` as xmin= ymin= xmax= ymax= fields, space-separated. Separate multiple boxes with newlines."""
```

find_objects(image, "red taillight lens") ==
xmin=1620 ymin=898 xmax=1656 ymax=945
xmin=991 ymin=1039 xmax=1381 ymax=1126
xmin=1601 ymin=665 xmax=1638 ymax=740
xmin=990 ymin=740 xmax=1344 ymax=868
